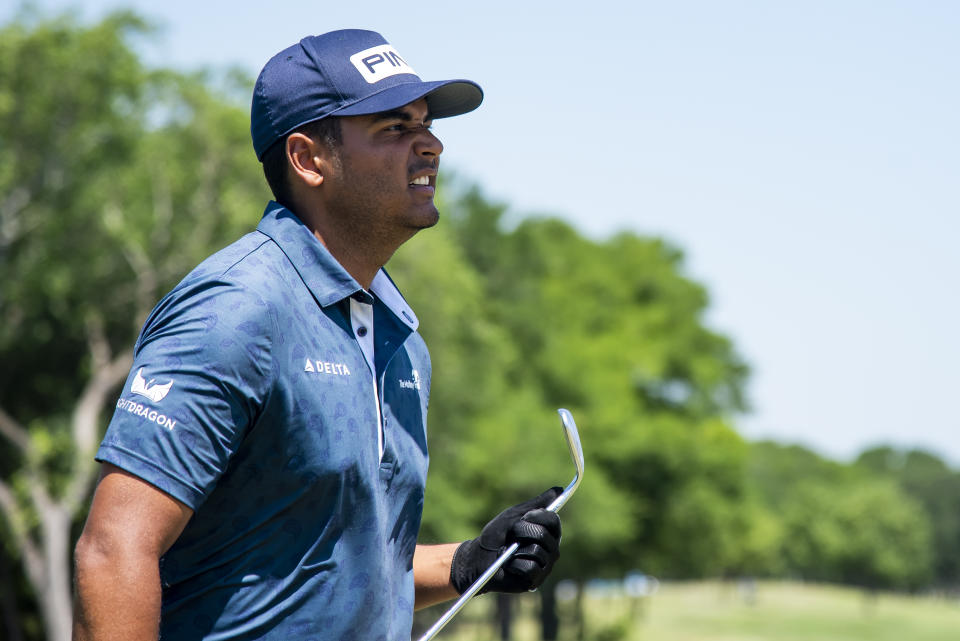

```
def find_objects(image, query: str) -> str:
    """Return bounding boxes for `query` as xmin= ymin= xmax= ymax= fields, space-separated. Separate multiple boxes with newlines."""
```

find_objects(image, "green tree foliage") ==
xmin=0 ymin=11 xmax=264 ymax=424
xmin=782 ymin=478 xmax=932 ymax=590
xmin=856 ymin=447 xmax=960 ymax=587
xmin=0 ymin=10 xmax=266 ymax=640
xmin=397 ymin=185 xmax=753 ymax=583
xmin=748 ymin=442 xmax=934 ymax=590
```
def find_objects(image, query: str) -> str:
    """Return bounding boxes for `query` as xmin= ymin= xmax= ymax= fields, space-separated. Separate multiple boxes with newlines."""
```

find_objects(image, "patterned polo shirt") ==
xmin=97 ymin=202 xmax=431 ymax=640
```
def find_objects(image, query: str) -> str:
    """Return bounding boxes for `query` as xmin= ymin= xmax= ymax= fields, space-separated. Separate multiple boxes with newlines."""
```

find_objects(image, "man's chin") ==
xmin=412 ymin=208 xmax=440 ymax=230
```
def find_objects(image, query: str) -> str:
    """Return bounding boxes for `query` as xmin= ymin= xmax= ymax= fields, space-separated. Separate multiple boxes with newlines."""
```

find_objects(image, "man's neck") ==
xmin=285 ymin=201 xmax=387 ymax=290
xmin=312 ymin=228 xmax=384 ymax=290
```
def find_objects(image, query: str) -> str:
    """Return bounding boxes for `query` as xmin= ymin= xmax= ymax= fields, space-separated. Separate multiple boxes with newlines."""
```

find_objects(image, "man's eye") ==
xmin=384 ymin=122 xmax=432 ymax=133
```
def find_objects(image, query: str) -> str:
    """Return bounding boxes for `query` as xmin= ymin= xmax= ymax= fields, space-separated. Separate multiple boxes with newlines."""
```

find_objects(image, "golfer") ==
xmin=73 ymin=29 xmax=562 ymax=640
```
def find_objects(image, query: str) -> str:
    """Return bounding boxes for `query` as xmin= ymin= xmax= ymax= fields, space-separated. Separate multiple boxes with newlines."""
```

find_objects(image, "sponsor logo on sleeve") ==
xmin=117 ymin=368 xmax=177 ymax=429
xmin=116 ymin=398 xmax=177 ymax=430
xmin=131 ymin=368 xmax=174 ymax=402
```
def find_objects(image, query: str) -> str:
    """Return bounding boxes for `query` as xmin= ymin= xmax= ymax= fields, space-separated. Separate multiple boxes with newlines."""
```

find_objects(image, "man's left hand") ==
xmin=450 ymin=487 xmax=563 ymax=594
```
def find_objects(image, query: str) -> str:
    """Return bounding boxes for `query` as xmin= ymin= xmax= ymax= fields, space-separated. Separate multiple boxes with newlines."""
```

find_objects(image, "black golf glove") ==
xmin=450 ymin=487 xmax=563 ymax=594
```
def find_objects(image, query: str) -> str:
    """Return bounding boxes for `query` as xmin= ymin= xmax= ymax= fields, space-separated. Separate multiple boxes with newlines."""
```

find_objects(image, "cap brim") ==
xmin=333 ymin=79 xmax=483 ymax=120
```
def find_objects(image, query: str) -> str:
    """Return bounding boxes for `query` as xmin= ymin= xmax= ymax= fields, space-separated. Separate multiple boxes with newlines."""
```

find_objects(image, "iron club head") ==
xmin=547 ymin=408 xmax=584 ymax=513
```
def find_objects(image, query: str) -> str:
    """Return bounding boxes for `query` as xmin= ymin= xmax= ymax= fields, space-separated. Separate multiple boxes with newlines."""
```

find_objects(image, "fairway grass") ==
xmin=425 ymin=580 xmax=960 ymax=641
xmin=636 ymin=581 xmax=960 ymax=641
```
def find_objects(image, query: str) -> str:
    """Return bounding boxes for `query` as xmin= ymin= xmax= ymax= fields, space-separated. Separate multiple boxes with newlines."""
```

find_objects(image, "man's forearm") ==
xmin=73 ymin=541 xmax=163 ymax=641
xmin=412 ymin=543 xmax=461 ymax=610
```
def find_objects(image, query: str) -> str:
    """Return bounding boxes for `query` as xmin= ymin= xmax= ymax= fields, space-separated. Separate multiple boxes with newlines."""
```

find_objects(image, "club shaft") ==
xmin=416 ymin=541 xmax=519 ymax=641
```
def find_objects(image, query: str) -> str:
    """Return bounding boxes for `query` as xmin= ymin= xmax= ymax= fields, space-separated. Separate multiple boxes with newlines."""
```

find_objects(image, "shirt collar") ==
xmin=371 ymin=270 xmax=419 ymax=331
xmin=256 ymin=201 xmax=419 ymax=331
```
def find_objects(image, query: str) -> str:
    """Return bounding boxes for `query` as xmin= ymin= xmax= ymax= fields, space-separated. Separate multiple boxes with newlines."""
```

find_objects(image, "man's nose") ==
xmin=414 ymin=127 xmax=443 ymax=158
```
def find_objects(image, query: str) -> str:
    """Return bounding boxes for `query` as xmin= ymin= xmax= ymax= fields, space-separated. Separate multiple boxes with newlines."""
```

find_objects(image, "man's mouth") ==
xmin=409 ymin=175 xmax=431 ymax=186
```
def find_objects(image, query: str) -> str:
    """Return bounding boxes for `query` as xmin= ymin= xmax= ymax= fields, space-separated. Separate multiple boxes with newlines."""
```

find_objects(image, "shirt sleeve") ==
xmin=97 ymin=279 xmax=274 ymax=509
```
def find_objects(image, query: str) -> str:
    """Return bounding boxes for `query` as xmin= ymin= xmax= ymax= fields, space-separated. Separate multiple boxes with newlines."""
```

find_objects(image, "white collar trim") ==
xmin=370 ymin=270 xmax=419 ymax=331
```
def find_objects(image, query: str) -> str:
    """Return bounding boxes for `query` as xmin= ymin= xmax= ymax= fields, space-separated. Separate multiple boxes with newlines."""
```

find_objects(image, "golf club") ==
xmin=416 ymin=408 xmax=585 ymax=641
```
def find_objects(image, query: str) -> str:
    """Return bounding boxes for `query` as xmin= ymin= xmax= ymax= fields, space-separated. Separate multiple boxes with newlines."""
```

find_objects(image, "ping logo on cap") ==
xmin=350 ymin=45 xmax=417 ymax=83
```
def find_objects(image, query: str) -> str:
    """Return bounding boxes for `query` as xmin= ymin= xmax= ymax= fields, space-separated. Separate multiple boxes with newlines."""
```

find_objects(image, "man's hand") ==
xmin=450 ymin=487 xmax=562 ymax=594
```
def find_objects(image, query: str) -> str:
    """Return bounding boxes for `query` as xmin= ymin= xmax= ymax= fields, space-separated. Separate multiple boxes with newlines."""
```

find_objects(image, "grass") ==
xmin=637 ymin=581 xmax=960 ymax=641
xmin=417 ymin=580 xmax=960 ymax=641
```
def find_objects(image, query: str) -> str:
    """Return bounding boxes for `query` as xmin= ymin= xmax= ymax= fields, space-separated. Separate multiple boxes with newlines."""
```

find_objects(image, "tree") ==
xmin=487 ymin=217 xmax=750 ymax=578
xmin=781 ymin=478 xmax=932 ymax=590
xmin=856 ymin=447 xmax=960 ymax=587
xmin=402 ymin=186 xmax=751 ymax=638
xmin=748 ymin=442 xmax=934 ymax=590
xmin=0 ymin=11 xmax=265 ymax=639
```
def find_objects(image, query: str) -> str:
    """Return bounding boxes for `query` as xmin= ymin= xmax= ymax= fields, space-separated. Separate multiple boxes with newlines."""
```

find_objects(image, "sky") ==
xmin=5 ymin=1 xmax=958 ymax=464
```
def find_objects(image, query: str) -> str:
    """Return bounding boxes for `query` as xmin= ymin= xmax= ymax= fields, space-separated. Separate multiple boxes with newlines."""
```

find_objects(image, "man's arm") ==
xmin=413 ymin=543 xmax=461 ymax=610
xmin=413 ymin=488 xmax=562 ymax=611
xmin=73 ymin=463 xmax=193 ymax=641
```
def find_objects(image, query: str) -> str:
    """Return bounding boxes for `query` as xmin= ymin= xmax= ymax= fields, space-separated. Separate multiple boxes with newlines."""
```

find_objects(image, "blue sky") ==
xmin=6 ymin=1 xmax=958 ymax=463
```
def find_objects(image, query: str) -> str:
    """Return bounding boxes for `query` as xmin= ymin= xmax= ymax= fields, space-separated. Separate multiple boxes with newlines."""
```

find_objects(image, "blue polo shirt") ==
xmin=97 ymin=202 xmax=431 ymax=641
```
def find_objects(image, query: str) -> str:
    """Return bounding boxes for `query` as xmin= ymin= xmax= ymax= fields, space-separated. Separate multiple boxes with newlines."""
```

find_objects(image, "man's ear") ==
xmin=286 ymin=133 xmax=328 ymax=188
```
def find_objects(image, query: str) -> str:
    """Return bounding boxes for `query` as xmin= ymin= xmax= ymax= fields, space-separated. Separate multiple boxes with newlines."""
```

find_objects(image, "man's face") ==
xmin=322 ymin=98 xmax=443 ymax=246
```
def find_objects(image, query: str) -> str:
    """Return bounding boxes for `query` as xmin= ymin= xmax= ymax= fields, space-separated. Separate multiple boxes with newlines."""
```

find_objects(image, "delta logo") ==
xmin=304 ymin=359 xmax=352 ymax=376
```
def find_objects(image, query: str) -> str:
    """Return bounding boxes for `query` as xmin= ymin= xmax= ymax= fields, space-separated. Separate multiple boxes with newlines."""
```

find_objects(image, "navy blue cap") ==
xmin=251 ymin=29 xmax=484 ymax=160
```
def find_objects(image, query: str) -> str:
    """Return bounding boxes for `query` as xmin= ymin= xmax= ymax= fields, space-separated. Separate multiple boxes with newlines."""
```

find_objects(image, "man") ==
xmin=73 ymin=29 xmax=562 ymax=640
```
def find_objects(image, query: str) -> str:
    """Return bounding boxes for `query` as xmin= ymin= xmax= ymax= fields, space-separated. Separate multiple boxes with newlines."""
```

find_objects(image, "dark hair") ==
xmin=261 ymin=117 xmax=342 ymax=207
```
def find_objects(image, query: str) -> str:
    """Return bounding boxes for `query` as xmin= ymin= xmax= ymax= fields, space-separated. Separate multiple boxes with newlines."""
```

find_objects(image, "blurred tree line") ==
xmin=1 ymin=10 xmax=957 ymax=641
